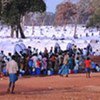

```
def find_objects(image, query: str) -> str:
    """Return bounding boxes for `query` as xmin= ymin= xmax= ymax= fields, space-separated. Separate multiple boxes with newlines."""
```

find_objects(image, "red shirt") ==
xmin=84 ymin=60 xmax=91 ymax=68
xmin=36 ymin=60 xmax=41 ymax=67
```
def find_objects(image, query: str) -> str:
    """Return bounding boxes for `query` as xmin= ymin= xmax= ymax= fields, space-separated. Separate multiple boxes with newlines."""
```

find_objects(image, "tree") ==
xmin=54 ymin=1 xmax=77 ymax=26
xmin=0 ymin=0 xmax=2 ymax=19
xmin=86 ymin=8 xmax=100 ymax=28
xmin=54 ymin=1 xmax=77 ymax=38
xmin=86 ymin=0 xmax=100 ymax=28
xmin=76 ymin=0 xmax=93 ymax=24
xmin=0 ymin=0 xmax=46 ymax=38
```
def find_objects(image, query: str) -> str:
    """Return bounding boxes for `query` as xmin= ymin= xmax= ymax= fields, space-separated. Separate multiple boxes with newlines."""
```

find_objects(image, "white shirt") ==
xmin=6 ymin=60 xmax=18 ymax=74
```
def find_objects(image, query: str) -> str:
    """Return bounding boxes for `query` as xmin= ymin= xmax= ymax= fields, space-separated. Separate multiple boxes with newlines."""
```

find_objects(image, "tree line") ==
xmin=0 ymin=0 xmax=46 ymax=38
xmin=0 ymin=0 xmax=99 ymax=39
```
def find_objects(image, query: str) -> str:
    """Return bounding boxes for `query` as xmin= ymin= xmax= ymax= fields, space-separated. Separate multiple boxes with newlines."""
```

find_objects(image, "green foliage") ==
xmin=0 ymin=0 xmax=46 ymax=38
xmin=86 ymin=0 xmax=100 ymax=27
xmin=28 ymin=0 xmax=46 ymax=12
xmin=1 ymin=2 xmax=20 ymax=25
xmin=1 ymin=0 xmax=46 ymax=26
xmin=86 ymin=7 xmax=100 ymax=27
xmin=0 ymin=1 xmax=1 ymax=10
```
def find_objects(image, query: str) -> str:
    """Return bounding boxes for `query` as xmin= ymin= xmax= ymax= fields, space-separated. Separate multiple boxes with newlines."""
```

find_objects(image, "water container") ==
xmin=43 ymin=70 xmax=47 ymax=75
xmin=35 ymin=68 xmax=41 ymax=75
xmin=74 ymin=70 xmax=78 ymax=74
xmin=47 ymin=70 xmax=54 ymax=76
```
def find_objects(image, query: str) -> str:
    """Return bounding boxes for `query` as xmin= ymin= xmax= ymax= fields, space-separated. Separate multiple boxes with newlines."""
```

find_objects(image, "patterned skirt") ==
xmin=59 ymin=64 xmax=69 ymax=75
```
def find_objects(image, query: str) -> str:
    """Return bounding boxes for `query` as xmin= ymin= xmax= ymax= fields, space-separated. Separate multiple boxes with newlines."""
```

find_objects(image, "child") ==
xmin=84 ymin=57 xmax=91 ymax=78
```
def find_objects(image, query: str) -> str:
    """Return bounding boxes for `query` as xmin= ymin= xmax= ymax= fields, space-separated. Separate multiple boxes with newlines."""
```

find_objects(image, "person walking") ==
xmin=6 ymin=55 xmax=18 ymax=94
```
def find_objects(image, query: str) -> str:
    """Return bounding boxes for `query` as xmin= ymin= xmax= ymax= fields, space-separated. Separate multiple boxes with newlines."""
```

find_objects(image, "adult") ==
xmin=0 ymin=51 xmax=4 ymax=80
xmin=87 ymin=44 xmax=92 ymax=56
xmin=59 ymin=52 xmax=69 ymax=77
xmin=6 ymin=55 xmax=18 ymax=94
xmin=54 ymin=43 xmax=61 ymax=54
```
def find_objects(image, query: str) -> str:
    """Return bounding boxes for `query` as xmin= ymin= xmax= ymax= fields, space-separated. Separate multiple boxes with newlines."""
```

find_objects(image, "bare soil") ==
xmin=0 ymin=73 xmax=100 ymax=100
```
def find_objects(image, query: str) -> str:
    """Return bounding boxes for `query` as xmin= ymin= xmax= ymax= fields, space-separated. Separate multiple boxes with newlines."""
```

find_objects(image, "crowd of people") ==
xmin=0 ymin=43 xmax=100 ymax=78
xmin=0 ymin=43 xmax=100 ymax=93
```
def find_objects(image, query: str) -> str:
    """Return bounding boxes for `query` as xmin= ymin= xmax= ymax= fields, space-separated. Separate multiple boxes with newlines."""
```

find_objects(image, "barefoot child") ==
xmin=84 ymin=57 xmax=91 ymax=78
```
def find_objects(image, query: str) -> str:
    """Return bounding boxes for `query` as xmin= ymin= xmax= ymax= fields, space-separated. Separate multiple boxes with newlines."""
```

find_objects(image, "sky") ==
xmin=45 ymin=0 xmax=79 ymax=13
xmin=45 ymin=0 xmax=63 ymax=13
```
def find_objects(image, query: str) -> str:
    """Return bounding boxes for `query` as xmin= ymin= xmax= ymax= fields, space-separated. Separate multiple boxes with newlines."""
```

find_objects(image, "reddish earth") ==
xmin=0 ymin=73 xmax=100 ymax=100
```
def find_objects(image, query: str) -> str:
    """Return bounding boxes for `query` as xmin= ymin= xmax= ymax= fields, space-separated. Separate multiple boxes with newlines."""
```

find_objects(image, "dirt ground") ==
xmin=0 ymin=73 xmax=100 ymax=100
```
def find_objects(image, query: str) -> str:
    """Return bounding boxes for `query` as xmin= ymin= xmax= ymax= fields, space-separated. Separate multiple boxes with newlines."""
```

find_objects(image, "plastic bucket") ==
xmin=35 ymin=68 xmax=41 ymax=75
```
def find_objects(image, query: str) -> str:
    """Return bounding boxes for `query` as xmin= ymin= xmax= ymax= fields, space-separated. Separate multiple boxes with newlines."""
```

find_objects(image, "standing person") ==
xmin=54 ymin=43 xmax=61 ymax=54
xmin=59 ymin=52 xmax=69 ymax=77
xmin=6 ymin=55 xmax=18 ymax=94
xmin=87 ymin=44 xmax=92 ymax=56
xmin=0 ymin=52 xmax=4 ymax=80
xmin=84 ymin=57 xmax=91 ymax=78
xmin=50 ymin=54 xmax=56 ymax=71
